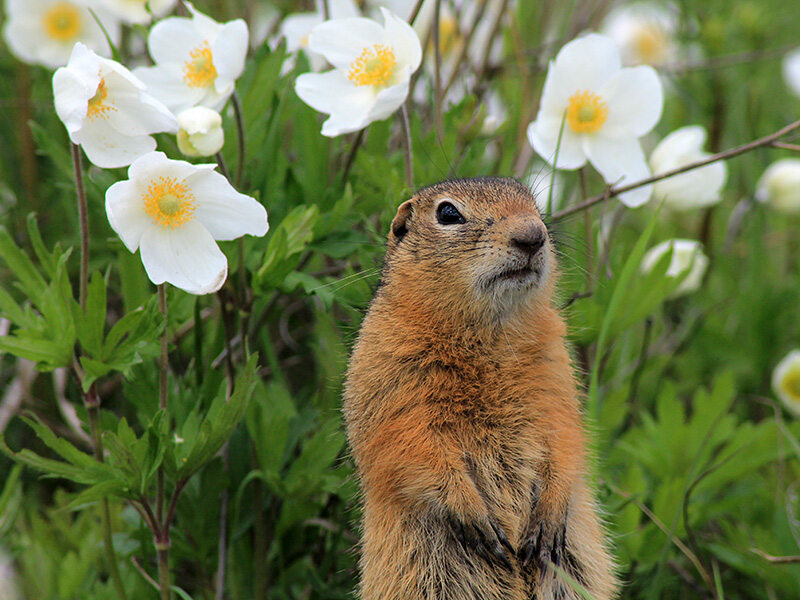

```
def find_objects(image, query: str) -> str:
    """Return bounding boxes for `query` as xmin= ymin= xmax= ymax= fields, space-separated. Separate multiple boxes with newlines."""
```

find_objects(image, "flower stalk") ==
xmin=71 ymin=143 xmax=89 ymax=312
xmin=399 ymin=103 xmax=414 ymax=190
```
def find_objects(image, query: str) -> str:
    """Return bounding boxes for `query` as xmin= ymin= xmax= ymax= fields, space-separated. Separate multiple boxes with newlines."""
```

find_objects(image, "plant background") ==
xmin=1 ymin=0 xmax=800 ymax=599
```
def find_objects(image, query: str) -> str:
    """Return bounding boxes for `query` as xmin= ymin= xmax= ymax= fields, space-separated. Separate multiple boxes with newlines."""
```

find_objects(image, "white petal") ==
xmin=367 ymin=79 xmax=409 ymax=122
xmin=295 ymin=70 xmax=376 ymax=131
xmin=53 ymin=68 xmax=91 ymax=135
xmin=133 ymin=64 xmax=206 ymax=113
xmin=105 ymin=179 xmax=151 ymax=252
xmin=185 ymin=2 xmax=223 ymax=39
xmin=187 ymin=170 xmax=268 ymax=240
xmin=103 ymin=71 xmax=178 ymax=136
xmin=527 ymin=119 xmax=587 ymax=170
xmin=541 ymin=34 xmax=622 ymax=113
xmin=380 ymin=7 xmax=422 ymax=72
xmin=148 ymin=16 xmax=207 ymax=65
xmin=74 ymin=121 xmax=156 ymax=169
xmin=783 ymin=48 xmax=800 ymax=98
xmin=280 ymin=13 xmax=322 ymax=52
xmin=585 ymin=136 xmax=651 ymax=207
xmin=128 ymin=151 xmax=210 ymax=186
xmin=139 ymin=220 xmax=228 ymax=294
xmin=650 ymin=125 xmax=706 ymax=169
xmin=212 ymin=19 xmax=249 ymax=91
xmin=600 ymin=65 xmax=663 ymax=138
xmin=308 ymin=17 xmax=386 ymax=71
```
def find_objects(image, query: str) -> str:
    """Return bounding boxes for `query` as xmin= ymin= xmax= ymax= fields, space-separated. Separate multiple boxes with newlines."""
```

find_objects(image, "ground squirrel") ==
xmin=343 ymin=177 xmax=617 ymax=600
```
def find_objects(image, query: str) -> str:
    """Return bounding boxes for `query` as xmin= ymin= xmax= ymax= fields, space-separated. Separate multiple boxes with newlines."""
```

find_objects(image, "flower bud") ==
xmin=756 ymin=159 xmax=800 ymax=214
xmin=650 ymin=125 xmax=727 ymax=210
xmin=772 ymin=350 xmax=800 ymax=417
xmin=641 ymin=239 xmax=708 ymax=298
xmin=177 ymin=107 xmax=224 ymax=157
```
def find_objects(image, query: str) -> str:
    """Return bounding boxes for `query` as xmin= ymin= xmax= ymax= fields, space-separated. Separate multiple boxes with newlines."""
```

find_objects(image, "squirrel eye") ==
xmin=436 ymin=202 xmax=466 ymax=225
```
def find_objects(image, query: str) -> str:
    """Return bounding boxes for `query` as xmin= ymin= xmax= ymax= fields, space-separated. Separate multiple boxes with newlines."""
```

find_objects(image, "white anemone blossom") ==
xmin=177 ymin=107 xmax=224 ymax=157
xmin=641 ymin=239 xmax=708 ymax=298
xmin=600 ymin=2 xmax=679 ymax=66
xmin=295 ymin=8 xmax=422 ymax=137
xmin=106 ymin=151 xmax=268 ymax=295
xmin=53 ymin=43 xmax=177 ymax=169
xmin=772 ymin=350 xmax=800 ymax=417
xmin=756 ymin=159 xmax=800 ymax=214
xmin=98 ymin=0 xmax=177 ymax=25
xmin=279 ymin=0 xmax=360 ymax=72
xmin=783 ymin=47 xmax=800 ymax=99
xmin=527 ymin=34 xmax=663 ymax=208
xmin=2 ymin=0 xmax=119 ymax=68
xmin=650 ymin=125 xmax=727 ymax=210
xmin=133 ymin=2 xmax=248 ymax=114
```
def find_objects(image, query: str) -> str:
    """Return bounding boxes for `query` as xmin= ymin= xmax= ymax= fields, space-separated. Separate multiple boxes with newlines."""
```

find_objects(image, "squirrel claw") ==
xmin=520 ymin=520 xmax=565 ymax=572
xmin=448 ymin=513 xmax=515 ymax=572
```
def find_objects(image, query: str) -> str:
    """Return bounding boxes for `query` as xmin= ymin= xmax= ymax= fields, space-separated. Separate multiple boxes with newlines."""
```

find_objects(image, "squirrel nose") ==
xmin=510 ymin=223 xmax=547 ymax=257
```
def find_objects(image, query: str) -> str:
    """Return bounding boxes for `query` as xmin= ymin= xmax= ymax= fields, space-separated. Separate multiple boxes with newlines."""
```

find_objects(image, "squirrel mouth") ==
xmin=485 ymin=263 xmax=539 ymax=288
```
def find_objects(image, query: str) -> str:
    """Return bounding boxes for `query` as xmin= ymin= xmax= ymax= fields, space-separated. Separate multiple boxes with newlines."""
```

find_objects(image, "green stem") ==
xmin=399 ymin=104 xmax=414 ymax=191
xmin=157 ymin=546 xmax=171 ymax=600
xmin=432 ymin=0 xmax=443 ymax=144
xmin=231 ymin=92 xmax=246 ymax=189
xmin=156 ymin=284 xmax=171 ymax=600
xmin=71 ymin=143 xmax=89 ymax=312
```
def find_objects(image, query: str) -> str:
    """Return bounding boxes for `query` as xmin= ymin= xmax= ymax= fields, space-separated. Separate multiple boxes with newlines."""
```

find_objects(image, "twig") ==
xmin=750 ymin=548 xmax=800 ymax=564
xmin=432 ymin=0 xmax=443 ymax=143
xmin=474 ymin=0 xmax=509 ymax=84
xmin=552 ymin=118 xmax=800 ymax=221
xmin=441 ymin=0 xmax=489 ymax=98
xmin=770 ymin=141 xmax=800 ymax=152
xmin=231 ymin=92 xmax=246 ymax=188
xmin=407 ymin=0 xmax=426 ymax=25
xmin=342 ymin=129 xmax=366 ymax=183
xmin=156 ymin=284 xmax=171 ymax=600
xmin=131 ymin=556 xmax=160 ymax=590
xmin=661 ymin=43 xmax=798 ymax=74
xmin=399 ymin=104 xmax=414 ymax=190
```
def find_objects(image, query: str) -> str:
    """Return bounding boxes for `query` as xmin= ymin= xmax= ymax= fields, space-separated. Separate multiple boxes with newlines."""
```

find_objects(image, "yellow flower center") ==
xmin=183 ymin=42 xmax=218 ymax=88
xmin=781 ymin=368 xmax=800 ymax=400
xmin=634 ymin=25 xmax=668 ymax=65
xmin=86 ymin=78 xmax=115 ymax=121
xmin=427 ymin=16 xmax=460 ymax=57
xmin=347 ymin=44 xmax=396 ymax=88
xmin=566 ymin=90 xmax=609 ymax=134
xmin=143 ymin=177 xmax=196 ymax=229
xmin=43 ymin=1 xmax=82 ymax=42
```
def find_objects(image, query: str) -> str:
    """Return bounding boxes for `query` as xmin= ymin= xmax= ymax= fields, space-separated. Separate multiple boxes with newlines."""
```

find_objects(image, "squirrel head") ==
xmin=382 ymin=177 xmax=556 ymax=324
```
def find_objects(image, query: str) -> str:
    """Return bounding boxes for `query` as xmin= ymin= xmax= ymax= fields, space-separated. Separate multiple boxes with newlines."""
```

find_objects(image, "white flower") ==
xmin=294 ymin=8 xmax=422 ymax=137
xmin=133 ymin=2 xmax=248 ymax=114
xmin=641 ymin=239 xmax=708 ymax=298
xmin=2 ymin=0 xmax=120 ymax=68
xmin=279 ymin=0 xmax=360 ymax=72
xmin=772 ymin=350 xmax=800 ymax=417
xmin=527 ymin=34 xmax=663 ymax=208
xmin=650 ymin=125 xmax=727 ymax=210
xmin=98 ymin=0 xmax=177 ymax=25
xmin=53 ymin=43 xmax=177 ymax=169
xmin=783 ymin=47 xmax=800 ymax=99
xmin=756 ymin=159 xmax=800 ymax=214
xmin=105 ymin=151 xmax=268 ymax=295
xmin=177 ymin=107 xmax=224 ymax=157
xmin=600 ymin=2 xmax=679 ymax=66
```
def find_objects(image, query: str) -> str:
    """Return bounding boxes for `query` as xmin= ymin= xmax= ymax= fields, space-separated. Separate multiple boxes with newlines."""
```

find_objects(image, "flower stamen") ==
xmin=143 ymin=177 xmax=196 ymax=228
xmin=348 ymin=44 xmax=396 ymax=88
xmin=86 ymin=78 xmax=115 ymax=120
xmin=183 ymin=42 xmax=218 ymax=88
xmin=566 ymin=90 xmax=609 ymax=134
xmin=43 ymin=1 xmax=82 ymax=42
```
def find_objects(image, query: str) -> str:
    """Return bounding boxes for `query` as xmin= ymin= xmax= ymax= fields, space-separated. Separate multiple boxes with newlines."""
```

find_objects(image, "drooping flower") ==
xmin=641 ymin=239 xmax=708 ymax=298
xmin=756 ymin=159 xmax=800 ymax=214
xmin=294 ymin=7 xmax=422 ymax=137
xmin=772 ymin=350 xmax=800 ymax=417
xmin=650 ymin=125 xmax=727 ymax=210
xmin=177 ymin=106 xmax=224 ymax=157
xmin=783 ymin=47 xmax=800 ymax=99
xmin=133 ymin=2 xmax=249 ymax=114
xmin=2 ymin=0 xmax=120 ymax=68
xmin=279 ymin=0 xmax=360 ymax=72
xmin=527 ymin=34 xmax=663 ymax=208
xmin=53 ymin=43 xmax=177 ymax=168
xmin=105 ymin=151 xmax=268 ymax=294
xmin=98 ymin=0 xmax=177 ymax=25
xmin=599 ymin=2 xmax=679 ymax=66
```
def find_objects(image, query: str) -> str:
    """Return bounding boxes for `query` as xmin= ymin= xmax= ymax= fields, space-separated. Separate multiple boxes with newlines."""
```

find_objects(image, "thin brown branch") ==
xmin=131 ymin=556 xmax=160 ymax=590
xmin=770 ymin=141 xmax=800 ymax=153
xmin=553 ymin=118 xmax=800 ymax=221
xmin=750 ymin=548 xmax=800 ymax=564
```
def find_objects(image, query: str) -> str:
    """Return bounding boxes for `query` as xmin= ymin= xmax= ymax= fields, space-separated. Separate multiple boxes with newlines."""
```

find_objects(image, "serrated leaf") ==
xmin=0 ymin=226 xmax=47 ymax=307
xmin=26 ymin=213 xmax=57 ymax=277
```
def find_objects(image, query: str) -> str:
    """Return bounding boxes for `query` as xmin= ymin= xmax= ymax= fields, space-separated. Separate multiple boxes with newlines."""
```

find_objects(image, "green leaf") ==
xmin=0 ymin=225 xmax=47 ymax=307
xmin=283 ymin=416 xmax=346 ymax=495
xmin=26 ymin=213 xmax=57 ymax=278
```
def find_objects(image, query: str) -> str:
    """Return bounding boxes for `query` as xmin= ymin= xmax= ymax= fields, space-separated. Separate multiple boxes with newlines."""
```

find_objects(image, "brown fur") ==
xmin=343 ymin=178 xmax=617 ymax=600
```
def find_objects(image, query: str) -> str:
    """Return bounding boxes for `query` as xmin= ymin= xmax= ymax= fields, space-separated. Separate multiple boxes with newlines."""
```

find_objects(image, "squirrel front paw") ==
xmin=446 ymin=512 xmax=516 ymax=572
xmin=519 ymin=518 xmax=566 ymax=572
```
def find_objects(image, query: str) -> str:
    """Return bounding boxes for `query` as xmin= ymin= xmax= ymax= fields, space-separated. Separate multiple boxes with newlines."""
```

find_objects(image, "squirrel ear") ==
xmin=391 ymin=200 xmax=413 ymax=240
